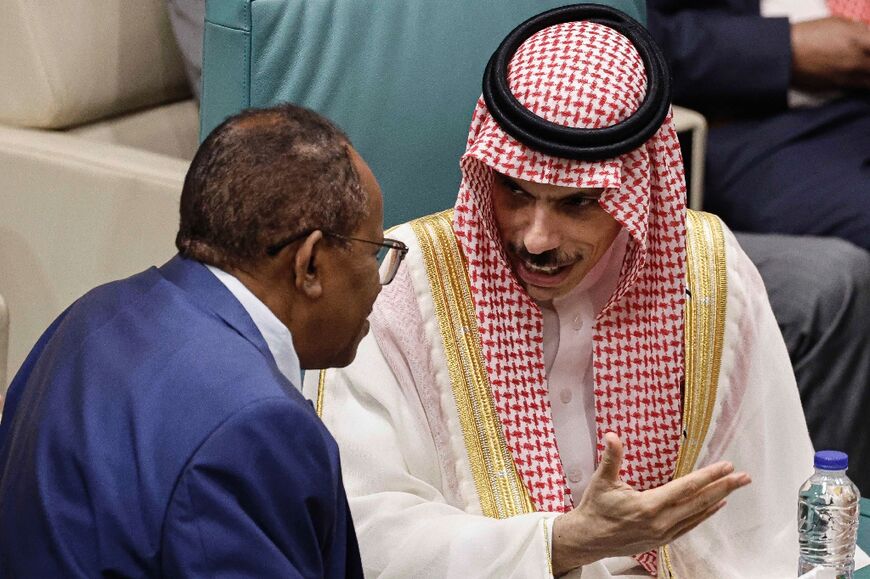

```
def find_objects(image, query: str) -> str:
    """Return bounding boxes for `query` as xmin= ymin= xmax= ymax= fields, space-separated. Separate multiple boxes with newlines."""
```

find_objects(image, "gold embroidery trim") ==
xmin=316 ymin=369 xmax=327 ymax=417
xmin=542 ymin=519 xmax=553 ymax=577
xmin=678 ymin=209 xmax=727 ymax=476
xmin=412 ymin=210 xmax=534 ymax=519
xmin=661 ymin=210 xmax=728 ymax=577
xmin=659 ymin=545 xmax=675 ymax=578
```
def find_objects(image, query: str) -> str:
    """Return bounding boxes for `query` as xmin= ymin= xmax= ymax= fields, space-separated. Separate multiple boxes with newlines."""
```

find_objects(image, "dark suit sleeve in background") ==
xmin=647 ymin=2 xmax=792 ymax=112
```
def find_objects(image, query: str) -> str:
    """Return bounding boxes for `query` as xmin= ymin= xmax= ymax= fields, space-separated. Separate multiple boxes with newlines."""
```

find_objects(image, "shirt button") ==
xmin=572 ymin=314 xmax=583 ymax=331
xmin=559 ymin=389 xmax=573 ymax=404
xmin=567 ymin=469 xmax=583 ymax=483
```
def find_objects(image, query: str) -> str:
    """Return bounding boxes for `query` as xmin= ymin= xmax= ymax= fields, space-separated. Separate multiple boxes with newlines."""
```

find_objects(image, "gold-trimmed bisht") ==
xmin=315 ymin=209 xmax=728 ymax=578
xmin=659 ymin=210 xmax=728 ymax=578
xmin=411 ymin=209 xmax=535 ymax=519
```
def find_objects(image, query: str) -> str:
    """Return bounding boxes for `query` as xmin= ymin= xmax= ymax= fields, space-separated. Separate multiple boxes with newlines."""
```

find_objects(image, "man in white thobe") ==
xmin=306 ymin=7 xmax=815 ymax=577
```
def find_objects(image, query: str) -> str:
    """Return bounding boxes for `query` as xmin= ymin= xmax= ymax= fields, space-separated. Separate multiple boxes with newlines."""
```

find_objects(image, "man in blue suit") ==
xmin=0 ymin=103 xmax=403 ymax=576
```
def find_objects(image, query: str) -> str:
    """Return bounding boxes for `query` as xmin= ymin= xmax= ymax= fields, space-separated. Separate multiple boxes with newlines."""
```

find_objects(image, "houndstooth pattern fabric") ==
xmin=453 ymin=21 xmax=687 ymax=573
xmin=828 ymin=0 xmax=870 ymax=23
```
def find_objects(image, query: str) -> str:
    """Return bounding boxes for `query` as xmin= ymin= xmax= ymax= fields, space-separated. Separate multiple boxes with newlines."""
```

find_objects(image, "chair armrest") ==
xmin=671 ymin=105 xmax=708 ymax=211
xmin=0 ymin=125 xmax=188 ymax=385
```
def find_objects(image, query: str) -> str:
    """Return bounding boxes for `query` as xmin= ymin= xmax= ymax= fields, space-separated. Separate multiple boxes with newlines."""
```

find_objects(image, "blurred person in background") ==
xmin=649 ymin=0 xmax=870 ymax=491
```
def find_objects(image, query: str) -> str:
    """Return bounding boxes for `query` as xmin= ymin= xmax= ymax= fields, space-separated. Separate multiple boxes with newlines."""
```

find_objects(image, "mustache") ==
xmin=507 ymin=243 xmax=582 ymax=268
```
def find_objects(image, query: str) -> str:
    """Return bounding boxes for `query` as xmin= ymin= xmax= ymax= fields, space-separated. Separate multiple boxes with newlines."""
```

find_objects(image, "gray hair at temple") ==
xmin=176 ymin=103 xmax=366 ymax=269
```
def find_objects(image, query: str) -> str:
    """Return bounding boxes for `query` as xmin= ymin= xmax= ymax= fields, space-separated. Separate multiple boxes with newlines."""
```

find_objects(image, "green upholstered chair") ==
xmin=199 ymin=0 xmax=647 ymax=227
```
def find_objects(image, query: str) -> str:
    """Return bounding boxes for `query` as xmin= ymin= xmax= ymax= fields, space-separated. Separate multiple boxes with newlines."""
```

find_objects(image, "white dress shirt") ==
xmin=761 ymin=0 xmax=829 ymax=22
xmin=539 ymin=229 xmax=629 ymax=500
xmin=206 ymin=265 xmax=302 ymax=389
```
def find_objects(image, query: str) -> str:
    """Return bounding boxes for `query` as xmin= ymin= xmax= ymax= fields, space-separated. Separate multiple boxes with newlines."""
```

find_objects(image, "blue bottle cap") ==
xmin=814 ymin=450 xmax=848 ymax=470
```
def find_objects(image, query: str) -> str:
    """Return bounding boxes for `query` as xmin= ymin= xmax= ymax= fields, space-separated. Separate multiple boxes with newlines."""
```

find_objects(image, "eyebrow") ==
xmin=499 ymin=175 xmax=603 ymax=199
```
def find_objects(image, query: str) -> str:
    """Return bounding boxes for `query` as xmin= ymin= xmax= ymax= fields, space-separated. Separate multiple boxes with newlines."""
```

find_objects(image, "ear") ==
xmin=293 ymin=230 xmax=324 ymax=299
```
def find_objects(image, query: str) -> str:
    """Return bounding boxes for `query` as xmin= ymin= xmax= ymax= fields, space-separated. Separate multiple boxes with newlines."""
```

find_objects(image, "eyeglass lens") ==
xmin=377 ymin=246 xmax=402 ymax=285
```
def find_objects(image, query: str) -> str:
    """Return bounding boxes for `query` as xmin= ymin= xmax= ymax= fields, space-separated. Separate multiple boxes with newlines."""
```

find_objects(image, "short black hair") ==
xmin=176 ymin=103 xmax=366 ymax=268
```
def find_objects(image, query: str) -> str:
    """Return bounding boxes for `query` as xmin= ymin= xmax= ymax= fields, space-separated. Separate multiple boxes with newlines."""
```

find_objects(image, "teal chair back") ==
xmin=201 ymin=0 xmax=647 ymax=227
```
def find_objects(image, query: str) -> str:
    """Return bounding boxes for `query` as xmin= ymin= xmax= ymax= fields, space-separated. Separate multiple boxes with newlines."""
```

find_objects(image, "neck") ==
xmin=222 ymin=262 xmax=294 ymax=331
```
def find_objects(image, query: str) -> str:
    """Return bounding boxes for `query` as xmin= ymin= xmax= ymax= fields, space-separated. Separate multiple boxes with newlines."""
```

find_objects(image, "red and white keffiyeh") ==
xmin=453 ymin=20 xmax=687 ymax=572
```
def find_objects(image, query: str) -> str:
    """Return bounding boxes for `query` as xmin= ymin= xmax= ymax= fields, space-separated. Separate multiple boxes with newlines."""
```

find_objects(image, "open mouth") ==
xmin=514 ymin=258 xmax=575 ymax=288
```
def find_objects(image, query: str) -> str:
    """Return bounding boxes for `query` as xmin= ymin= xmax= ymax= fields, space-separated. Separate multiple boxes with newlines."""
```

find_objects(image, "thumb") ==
xmin=595 ymin=432 xmax=624 ymax=483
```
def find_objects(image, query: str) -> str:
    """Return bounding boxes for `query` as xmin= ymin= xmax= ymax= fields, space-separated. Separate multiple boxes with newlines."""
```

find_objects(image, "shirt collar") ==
xmin=205 ymin=265 xmax=302 ymax=390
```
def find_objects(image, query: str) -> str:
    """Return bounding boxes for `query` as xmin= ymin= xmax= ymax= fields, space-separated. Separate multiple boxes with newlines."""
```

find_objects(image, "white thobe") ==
xmin=541 ymin=229 xmax=628 ymax=501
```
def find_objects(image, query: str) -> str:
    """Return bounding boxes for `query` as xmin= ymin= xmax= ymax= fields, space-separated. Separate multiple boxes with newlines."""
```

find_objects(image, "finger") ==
xmin=595 ymin=432 xmax=624 ymax=483
xmin=650 ymin=461 xmax=735 ymax=505
xmin=669 ymin=499 xmax=727 ymax=541
xmin=669 ymin=472 xmax=751 ymax=523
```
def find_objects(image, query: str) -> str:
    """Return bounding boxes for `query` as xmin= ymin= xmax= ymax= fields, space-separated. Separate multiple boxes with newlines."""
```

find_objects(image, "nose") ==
xmin=522 ymin=206 xmax=560 ymax=255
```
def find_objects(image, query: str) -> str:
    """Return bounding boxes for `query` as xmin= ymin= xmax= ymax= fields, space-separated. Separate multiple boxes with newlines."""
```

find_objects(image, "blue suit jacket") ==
xmin=0 ymin=256 xmax=363 ymax=578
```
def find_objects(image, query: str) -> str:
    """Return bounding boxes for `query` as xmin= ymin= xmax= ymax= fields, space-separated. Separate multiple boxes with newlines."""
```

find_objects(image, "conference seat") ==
xmin=0 ymin=293 xmax=8 ymax=390
xmin=0 ymin=0 xmax=197 ymax=390
xmin=199 ymin=0 xmax=707 ymax=230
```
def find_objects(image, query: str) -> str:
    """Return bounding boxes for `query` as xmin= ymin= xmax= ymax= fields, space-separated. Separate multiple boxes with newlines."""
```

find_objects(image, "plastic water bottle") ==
xmin=798 ymin=450 xmax=861 ymax=578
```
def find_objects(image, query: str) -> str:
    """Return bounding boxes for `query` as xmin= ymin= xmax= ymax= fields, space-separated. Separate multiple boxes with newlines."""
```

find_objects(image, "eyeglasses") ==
xmin=267 ymin=230 xmax=409 ymax=286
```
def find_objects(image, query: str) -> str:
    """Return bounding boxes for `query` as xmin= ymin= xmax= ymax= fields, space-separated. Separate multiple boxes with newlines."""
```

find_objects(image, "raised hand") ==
xmin=551 ymin=432 xmax=751 ymax=576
